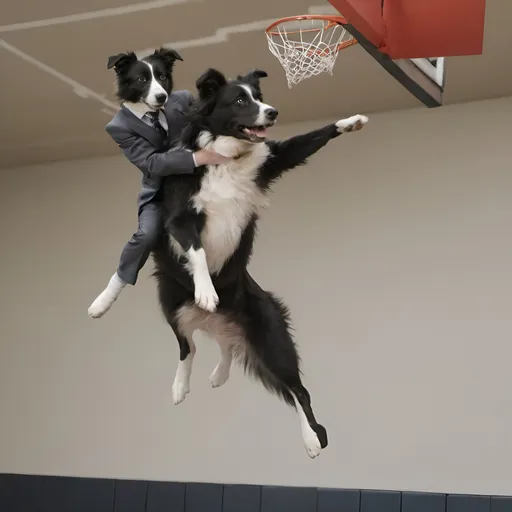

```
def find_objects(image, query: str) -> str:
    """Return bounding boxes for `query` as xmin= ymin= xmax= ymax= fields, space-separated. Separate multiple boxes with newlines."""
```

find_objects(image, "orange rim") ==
xmin=265 ymin=14 xmax=357 ymax=53
xmin=265 ymin=14 xmax=349 ymax=33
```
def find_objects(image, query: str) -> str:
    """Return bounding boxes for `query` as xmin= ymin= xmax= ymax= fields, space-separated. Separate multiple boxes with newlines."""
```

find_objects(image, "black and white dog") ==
xmin=150 ymin=65 xmax=368 ymax=458
xmin=108 ymin=48 xmax=182 ymax=110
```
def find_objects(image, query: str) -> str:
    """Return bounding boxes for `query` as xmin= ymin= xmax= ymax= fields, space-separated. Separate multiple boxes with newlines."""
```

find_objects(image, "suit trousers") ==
xmin=117 ymin=201 xmax=162 ymax=285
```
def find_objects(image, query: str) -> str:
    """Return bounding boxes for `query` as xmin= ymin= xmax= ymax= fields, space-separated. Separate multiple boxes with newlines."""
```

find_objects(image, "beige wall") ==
xmin=1 ymin=97 xmax=511 ymax=496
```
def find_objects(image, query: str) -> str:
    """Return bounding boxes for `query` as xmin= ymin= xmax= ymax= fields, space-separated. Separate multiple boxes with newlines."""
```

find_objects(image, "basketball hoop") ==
xmin=265 ymin=15 xmax=357 ymax=88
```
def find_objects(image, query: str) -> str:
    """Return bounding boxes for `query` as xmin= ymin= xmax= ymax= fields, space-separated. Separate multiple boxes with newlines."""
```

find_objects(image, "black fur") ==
xmin=152 ymin=67 xmax=357 ymax=456
xmin=182 ymin=68 xmax=278 ymax=145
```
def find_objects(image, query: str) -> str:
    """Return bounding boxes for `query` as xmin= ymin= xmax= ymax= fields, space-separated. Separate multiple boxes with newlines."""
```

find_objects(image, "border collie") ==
xmin=107 ymin=47 xmax=183 ymax=110
xmin=152 ymin=66 xmax=368 ymax=458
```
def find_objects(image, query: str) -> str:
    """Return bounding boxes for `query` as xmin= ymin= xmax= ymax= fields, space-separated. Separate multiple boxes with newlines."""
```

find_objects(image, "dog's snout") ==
xmin=265 ymin=108 xmax=278 ymax=121
xmin=155 ymin=93 xmax=168 ymax=105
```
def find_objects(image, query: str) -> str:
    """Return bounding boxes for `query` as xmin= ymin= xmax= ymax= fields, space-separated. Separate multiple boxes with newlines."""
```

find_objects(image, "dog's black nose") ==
xmin=155 ymin=93 xmax=167 ymax=104
xmin=265 ymin=108 xmax=278 ymax=121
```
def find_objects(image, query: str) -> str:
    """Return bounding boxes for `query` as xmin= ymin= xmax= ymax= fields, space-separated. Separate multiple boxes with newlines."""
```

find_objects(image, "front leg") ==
xmin=187 ymin=246 xmax=219 ymax=312
xmin=168 ymin=213 xmax=219 ymax=312
xmin=260 ymin=114 xmax=368 ymax=188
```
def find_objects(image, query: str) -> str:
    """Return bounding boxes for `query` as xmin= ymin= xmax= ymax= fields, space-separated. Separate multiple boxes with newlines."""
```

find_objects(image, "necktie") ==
xmin=146 ymin=111 xmax=167 ymax=136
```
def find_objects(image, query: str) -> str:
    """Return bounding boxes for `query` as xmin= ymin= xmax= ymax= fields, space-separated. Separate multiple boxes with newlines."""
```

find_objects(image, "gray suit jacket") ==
xmin=106 ymin=90 xmax=196 ymax=209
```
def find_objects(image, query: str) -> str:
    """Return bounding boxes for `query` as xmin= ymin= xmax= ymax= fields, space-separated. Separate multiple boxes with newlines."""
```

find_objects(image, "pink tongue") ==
xmin=248 ymin=127 xmax=267 ymax=137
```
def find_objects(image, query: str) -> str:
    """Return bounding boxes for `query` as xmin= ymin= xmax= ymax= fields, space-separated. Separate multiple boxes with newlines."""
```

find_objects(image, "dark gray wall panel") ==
xmin=261 ymin=485 xmax=317 ymax=512
xmin=3 ymin=473 xmax=512 ymax=512
xmin=114 ymin=479 xmax=148 ymax=512
xmin=0 ymin=474 xmax=44 ymax=512
xmin=222 ymin=484 xmax=261 ymax=512
xmin=146 ymin=481 xmax=185 ymax=512
xmin=492 ymin=497 xmax=512 ymax=512
xmin=41 ymin=476 xmax=115 ymax=512
xmin=402 ymin=491 xmax=445 ymax=512
xmin=447 ymin=495 xmax=491 ymax=512
xmin=317 ymin=488 xmax=360 ymax=512
xmin=360 ymin=490 xmax=401 ymax=512
xmin=185 ymin=483 xmax=223 ymax=512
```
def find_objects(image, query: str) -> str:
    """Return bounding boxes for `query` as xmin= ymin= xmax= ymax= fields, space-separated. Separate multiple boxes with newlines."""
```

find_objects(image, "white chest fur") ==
xmin=192 ymin=132 xmax=270 ymax=274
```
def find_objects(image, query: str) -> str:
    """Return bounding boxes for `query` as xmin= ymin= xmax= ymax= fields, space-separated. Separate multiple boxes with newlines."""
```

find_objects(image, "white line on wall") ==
xmin=136 ymin=4 xmax=331 ymax=56
xmin=101 ymin=108 xmax=118 ymax=117
xmin=0 ymin=4 xmax=332 ymax=112
xmin=0 ymin=39 xmax=119 ymax=110
xmin=0 ymin=0 xmax=198 ymax=33
xmin=9 ymin=134 xmax=114 ymax=149
xmin=137 ymin=18 xmax=276 ymax=56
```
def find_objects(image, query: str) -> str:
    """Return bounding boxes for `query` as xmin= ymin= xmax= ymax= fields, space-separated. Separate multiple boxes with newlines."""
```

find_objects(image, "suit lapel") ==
xmin=120 ymin=105 xmax=165 ymax=149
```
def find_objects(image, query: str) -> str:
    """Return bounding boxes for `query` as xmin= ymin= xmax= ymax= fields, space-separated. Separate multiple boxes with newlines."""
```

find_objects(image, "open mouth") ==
xmin=239 ymin=122 xmax=275 ymax=141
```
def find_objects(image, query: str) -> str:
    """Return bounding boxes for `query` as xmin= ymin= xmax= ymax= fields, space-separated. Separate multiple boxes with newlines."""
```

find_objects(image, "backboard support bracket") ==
xmin=344 ymin=22 xmax=444 ymax=108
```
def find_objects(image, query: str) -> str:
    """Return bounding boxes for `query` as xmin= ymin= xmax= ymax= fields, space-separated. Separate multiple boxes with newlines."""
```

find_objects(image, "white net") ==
xmin=266 ymin=17 xmax=356 ymax=88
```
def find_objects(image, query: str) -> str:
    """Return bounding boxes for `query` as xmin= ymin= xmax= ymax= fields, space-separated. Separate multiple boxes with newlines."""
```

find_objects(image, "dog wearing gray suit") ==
xmin=89 ymin=48 xmax=230 ymax=318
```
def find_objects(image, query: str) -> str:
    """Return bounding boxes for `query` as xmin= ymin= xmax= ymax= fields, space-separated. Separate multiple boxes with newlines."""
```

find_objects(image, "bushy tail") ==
xmin=234 ymin=344 xmax=296 ymax=407
xmin=233 ymin=273 xmax=302 ymax=408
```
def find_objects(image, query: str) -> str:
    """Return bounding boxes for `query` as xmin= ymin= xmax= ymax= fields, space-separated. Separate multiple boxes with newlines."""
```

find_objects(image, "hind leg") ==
xmin=209 ymin=342 xmax=233 ymax=388
xmin=289 ymin=382 xmax=328 ymax=459
xmin=255 ymin=337 xmax=327 ymax=458
xmin=249 ymin=291 xmax=327 ymax=458
xmin=170 ymin=319 xmax=196 ymax=405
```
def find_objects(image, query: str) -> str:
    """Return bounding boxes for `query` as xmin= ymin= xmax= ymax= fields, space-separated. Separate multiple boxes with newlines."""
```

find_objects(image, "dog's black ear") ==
xmin=196 ymin=68 xmax=227 ymax=100
xmin=238 ymin=69 xmax=268 ymax=89
xmin=152 ymin=47 xmax=183 ymax=68
xmin=107 ymin=52 xmax=137 ymax=71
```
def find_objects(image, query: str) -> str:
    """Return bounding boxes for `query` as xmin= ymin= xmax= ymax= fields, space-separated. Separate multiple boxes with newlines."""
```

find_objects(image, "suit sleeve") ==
xmin=183 ymin=90 xmax=194 ymax=107
xmin=107 ymin=125 xmax=196 ymax=177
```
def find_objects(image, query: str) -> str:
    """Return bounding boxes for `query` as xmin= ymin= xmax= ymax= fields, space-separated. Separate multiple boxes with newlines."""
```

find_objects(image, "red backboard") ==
xmin=327 ymin=0 xmax=486 ymax=59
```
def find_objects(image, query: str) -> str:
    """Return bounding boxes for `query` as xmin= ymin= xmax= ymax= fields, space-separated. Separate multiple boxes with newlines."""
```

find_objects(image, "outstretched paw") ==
xmin=336 ymin=114 xmax=368 ymax=133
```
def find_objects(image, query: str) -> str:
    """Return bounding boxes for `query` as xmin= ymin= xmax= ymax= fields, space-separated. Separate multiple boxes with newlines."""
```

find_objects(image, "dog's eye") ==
xmin=138 ymin=76 xmax=147 ymax=83
xmin=159 ymin=74 xmax=167 ymax=81
xmin=236 ymin=98 xmax=246 ymax=106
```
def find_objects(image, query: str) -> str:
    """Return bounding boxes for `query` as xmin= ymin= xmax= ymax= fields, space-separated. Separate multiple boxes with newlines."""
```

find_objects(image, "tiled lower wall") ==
xmin=1 ymin=474 xmax=511 ymax=512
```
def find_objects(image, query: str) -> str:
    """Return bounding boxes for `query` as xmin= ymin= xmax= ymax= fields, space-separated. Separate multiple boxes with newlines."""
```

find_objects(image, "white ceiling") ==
xmin=0 ymin=0 xmax=509 ymax=169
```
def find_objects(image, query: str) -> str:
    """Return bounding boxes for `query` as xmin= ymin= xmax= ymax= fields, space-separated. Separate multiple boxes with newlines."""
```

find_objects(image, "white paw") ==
xmin=336 ymin=114 xmax=369 ymax=133
xmin=303 ymin=431 xmax=322 ymax=459
xmin=194 ymin=282 xmax=219 ymax=312
xmin=88 ymin=295 xmax=115 ymax=319
xmin=209 ymin=365 xmax=230 ymax=388
xmin=172 ymin=379 xmax=190 ymax=405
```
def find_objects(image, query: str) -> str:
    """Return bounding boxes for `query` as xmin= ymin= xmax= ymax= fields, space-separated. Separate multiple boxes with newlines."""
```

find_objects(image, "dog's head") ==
xmin=192 ymin=68 xmax=278 ymax=143
xmin=107 ymin=48 xmax=183 ymax=110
